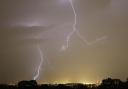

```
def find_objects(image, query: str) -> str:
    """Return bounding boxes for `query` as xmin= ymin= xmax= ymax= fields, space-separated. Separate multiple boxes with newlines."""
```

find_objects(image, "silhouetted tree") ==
xmin=0 ymin=84 xmax=9 ymax=89
xmin=18 ymin=80 xmax=37 ymax=89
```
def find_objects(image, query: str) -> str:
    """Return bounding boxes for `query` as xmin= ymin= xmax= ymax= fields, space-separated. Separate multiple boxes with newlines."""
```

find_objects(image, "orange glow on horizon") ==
xmin=39 ymin=80 xmax=96 ymax=84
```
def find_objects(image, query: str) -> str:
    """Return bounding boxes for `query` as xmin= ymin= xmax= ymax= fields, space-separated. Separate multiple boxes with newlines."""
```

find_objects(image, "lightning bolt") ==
xmin=33 ymin=0 xmax=107 ymax=80
xmin=34 ymin=44 xmax=44 ymax=80
xmin=61 ymin=0 xmax=107 ymax=51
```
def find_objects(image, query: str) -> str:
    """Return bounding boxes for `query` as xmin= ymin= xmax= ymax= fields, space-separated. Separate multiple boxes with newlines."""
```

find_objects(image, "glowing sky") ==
xmin=0 ymin=0 xmax=128 ymax=84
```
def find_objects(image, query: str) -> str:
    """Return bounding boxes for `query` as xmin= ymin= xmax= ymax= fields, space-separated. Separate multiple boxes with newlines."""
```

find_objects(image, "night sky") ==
xmin=0 ymin=0 xmax=128 ymax=84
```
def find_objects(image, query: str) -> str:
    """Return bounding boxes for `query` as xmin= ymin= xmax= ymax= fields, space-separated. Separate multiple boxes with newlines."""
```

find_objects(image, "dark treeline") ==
xmin=0 ymin=78 xmax=128 ymax=89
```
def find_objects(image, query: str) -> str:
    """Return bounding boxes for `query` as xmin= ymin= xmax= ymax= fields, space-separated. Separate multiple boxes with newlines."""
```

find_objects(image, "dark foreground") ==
xmin=1 ymin=78 xmax=128 ymax=89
